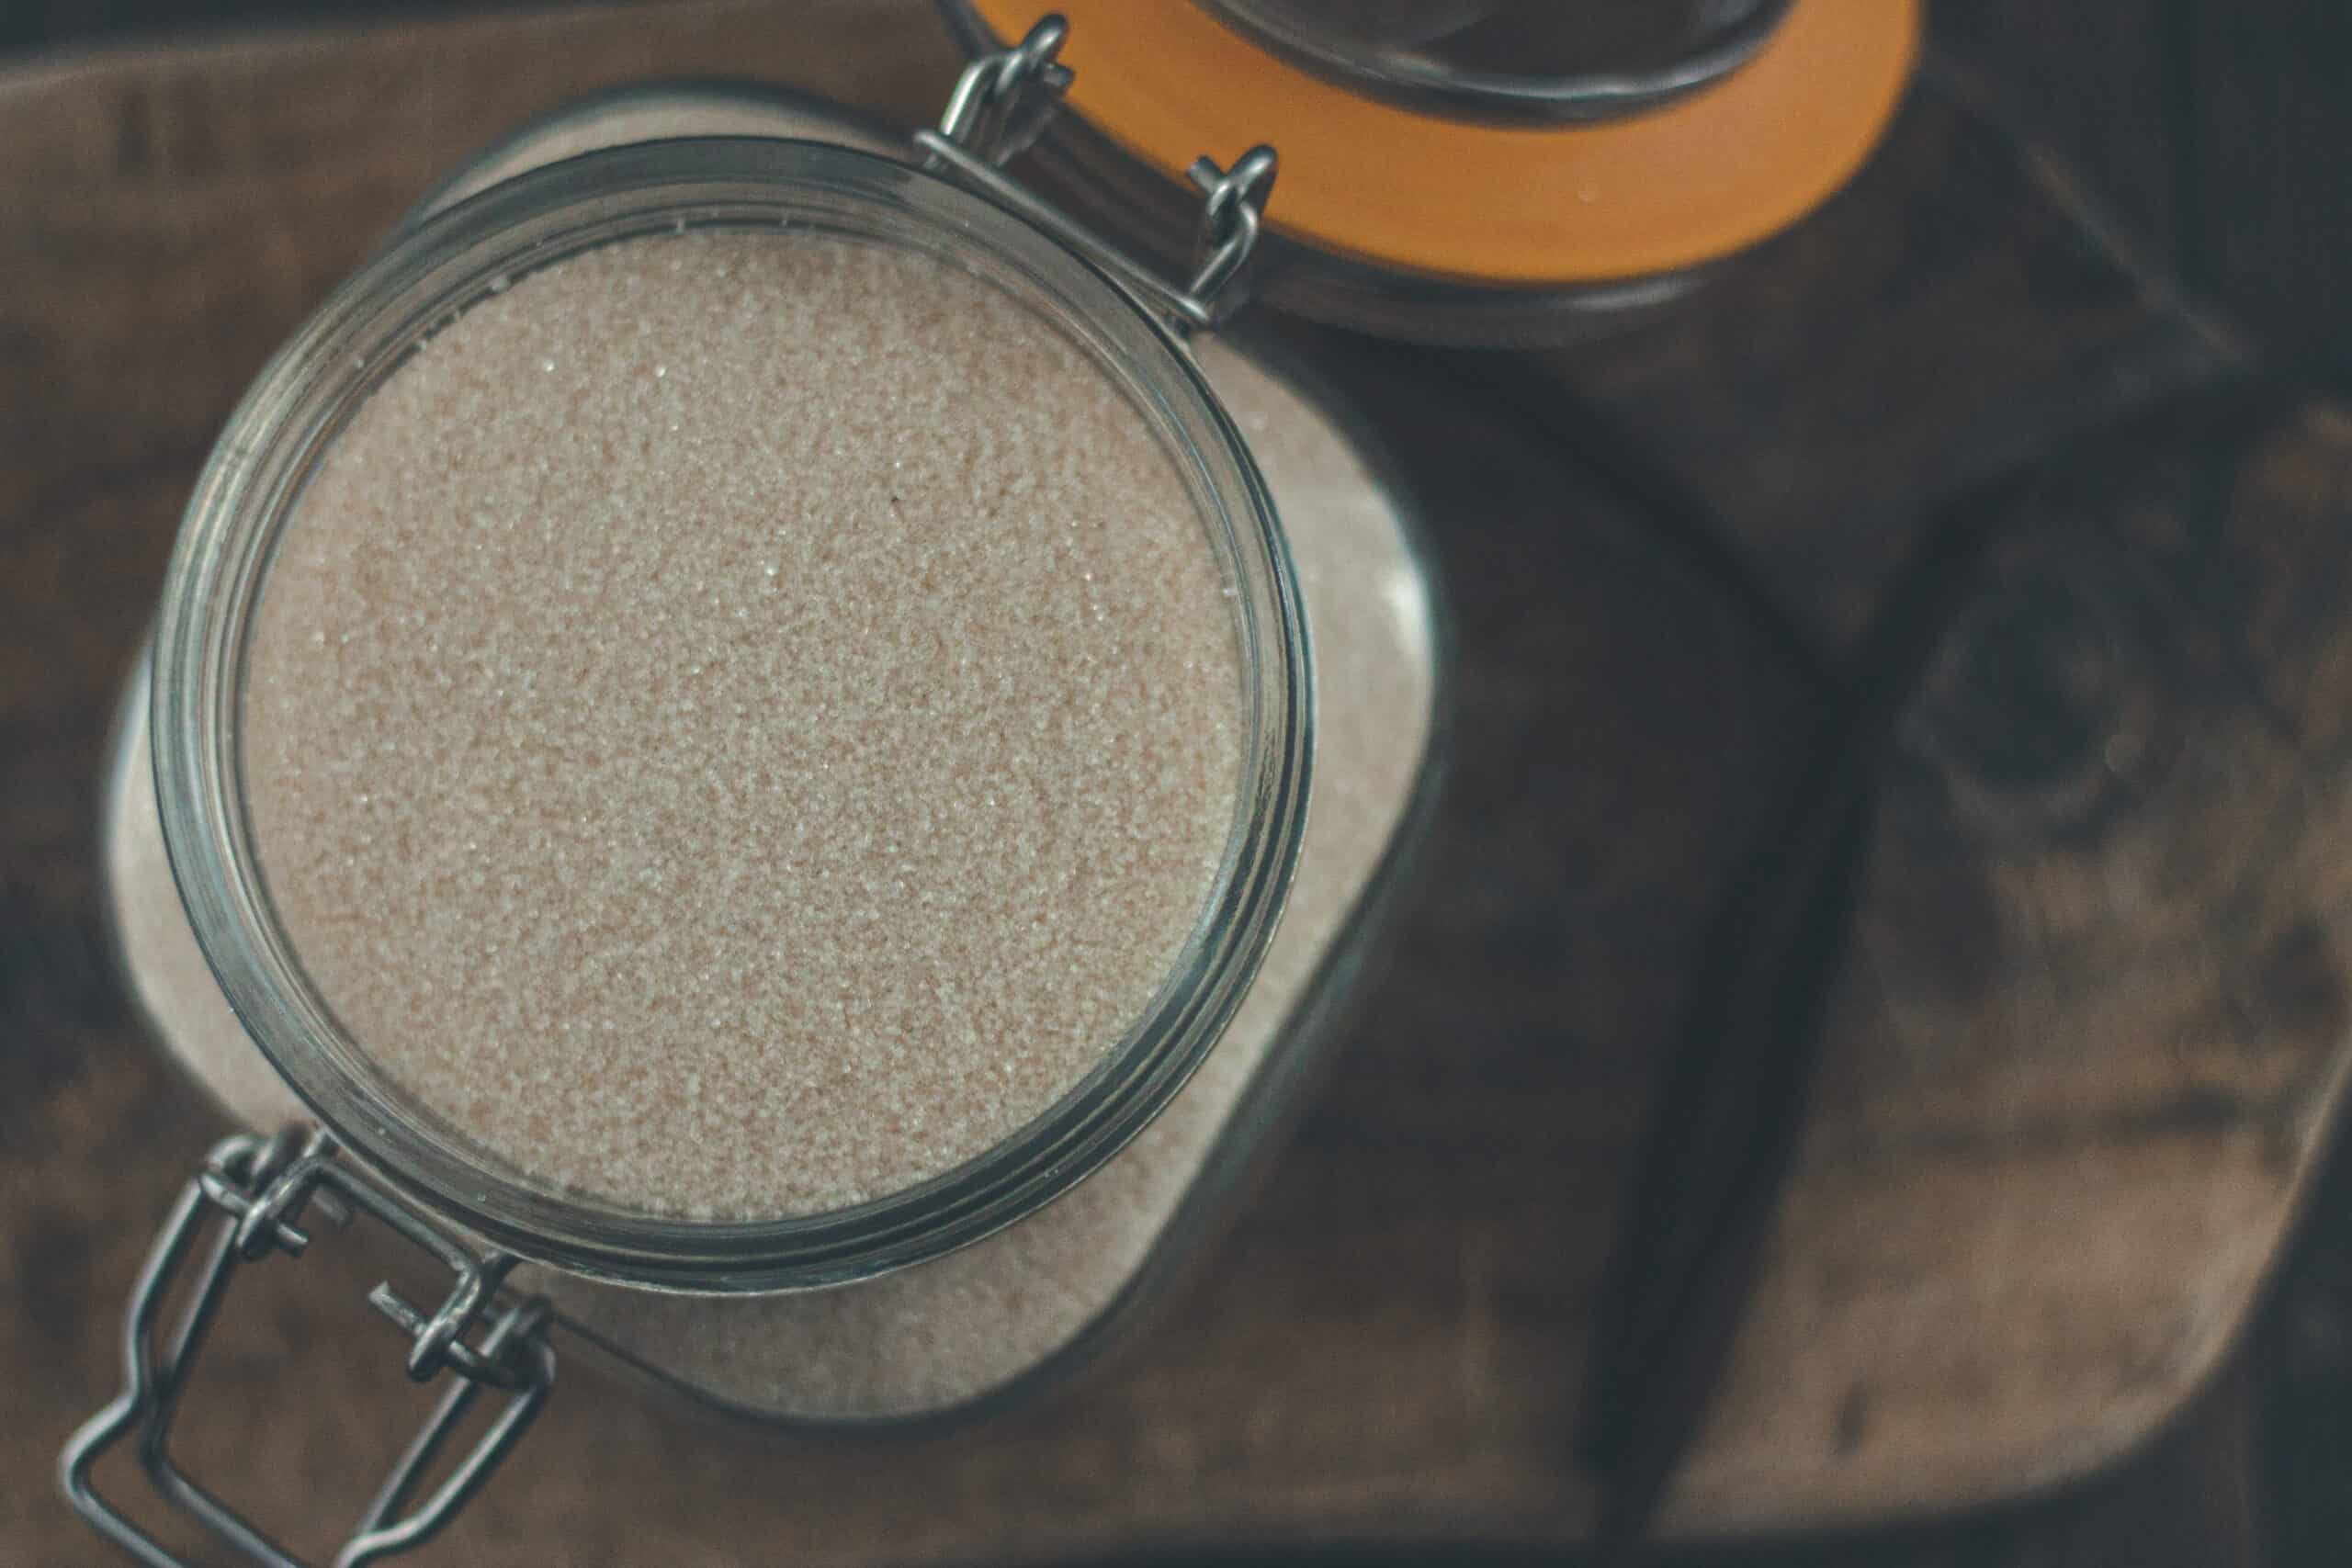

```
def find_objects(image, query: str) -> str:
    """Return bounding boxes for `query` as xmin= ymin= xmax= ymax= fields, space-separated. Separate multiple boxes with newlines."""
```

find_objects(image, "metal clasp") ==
xmin=61 ymin=1127 xmax=556 ymax=1568
xmin=915 ymin=14 xmax=1279 ymax=331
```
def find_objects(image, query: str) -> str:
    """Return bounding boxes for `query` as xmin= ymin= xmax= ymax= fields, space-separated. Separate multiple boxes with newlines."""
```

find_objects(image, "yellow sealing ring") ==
xmin=967 ymin=0 xmax=1921 ymax=285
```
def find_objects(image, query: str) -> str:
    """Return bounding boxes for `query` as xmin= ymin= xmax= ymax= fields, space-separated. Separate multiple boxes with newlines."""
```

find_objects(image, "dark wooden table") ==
xmin=7 ymin=3 xmax=2352 ymax=1564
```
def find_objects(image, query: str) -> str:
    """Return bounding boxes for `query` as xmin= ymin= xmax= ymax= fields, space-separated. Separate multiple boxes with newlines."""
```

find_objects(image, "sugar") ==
xmin=238 ymin=231 xmax=1243 ymax=1220
xmin=544 ymin=340 xmax=1438 ymax=1416
xmin=117 ymin=319 xmax=1432 ymax=1424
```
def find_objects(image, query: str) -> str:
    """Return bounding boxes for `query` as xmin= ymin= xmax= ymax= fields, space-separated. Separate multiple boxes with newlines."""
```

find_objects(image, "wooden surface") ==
xmin=1928 ymin=1 xmax=2352 ymax=371
xmin=5 ymin=2 xmax=2352 ymax=1564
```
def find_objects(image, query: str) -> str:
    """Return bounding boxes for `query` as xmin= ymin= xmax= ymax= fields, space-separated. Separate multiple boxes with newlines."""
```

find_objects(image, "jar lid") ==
xmin=1196 ymin=0 xmax=1801 ymax=125
xmin=957 ymin=0 xmax=1919 ymax=287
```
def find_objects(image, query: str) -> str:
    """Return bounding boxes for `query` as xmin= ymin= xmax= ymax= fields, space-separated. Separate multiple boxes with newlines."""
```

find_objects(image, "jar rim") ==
xmin=151 ymin=136 xmax=1312 ymax=1292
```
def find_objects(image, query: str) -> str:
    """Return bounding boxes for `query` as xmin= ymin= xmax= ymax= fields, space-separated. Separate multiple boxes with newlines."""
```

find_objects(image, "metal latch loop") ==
xmin=915 ymin=13 xmax=1280 ymax=331
xmin=60 ymin=1127 xmax=555 ymax=1568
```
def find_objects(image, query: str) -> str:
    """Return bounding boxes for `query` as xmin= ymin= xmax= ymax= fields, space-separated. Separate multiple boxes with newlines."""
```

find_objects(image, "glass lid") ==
xmin=1195 ymin=0 xmax=1797 ymax=124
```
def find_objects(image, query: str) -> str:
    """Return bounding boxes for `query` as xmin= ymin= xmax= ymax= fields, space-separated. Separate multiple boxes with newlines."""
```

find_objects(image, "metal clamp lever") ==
xmin=914 ymin=13 xmax=1278 ymax=331
xmin=61 ymin=1126 xmax=556 ymax=1568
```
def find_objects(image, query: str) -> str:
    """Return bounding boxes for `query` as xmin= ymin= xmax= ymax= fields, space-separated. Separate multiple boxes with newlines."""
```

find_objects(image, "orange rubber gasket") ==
xmin=967 ymin=0 xmax=1921 ymax=285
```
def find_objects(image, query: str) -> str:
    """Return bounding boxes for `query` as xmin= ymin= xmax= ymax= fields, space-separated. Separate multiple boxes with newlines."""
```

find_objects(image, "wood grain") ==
xmin=0 ymin=3 xmax=2341 ymax=1564
xmin=2180 ymin=0 xmax=2352 ymax=363
xmin=1928 ymin=1 xmax=2184 ymax=263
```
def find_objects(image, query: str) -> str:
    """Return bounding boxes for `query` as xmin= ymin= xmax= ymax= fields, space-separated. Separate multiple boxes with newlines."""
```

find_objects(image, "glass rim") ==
xmin=150 ymin=136 xmax=1312 ymax=1293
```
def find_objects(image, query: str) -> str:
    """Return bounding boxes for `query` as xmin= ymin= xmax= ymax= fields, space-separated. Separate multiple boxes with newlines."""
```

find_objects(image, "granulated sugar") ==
xmin=239 ymin=231 xmax=1243 ymax=1219
xmin=542 ymin=341 xmax=1437 ymax=1417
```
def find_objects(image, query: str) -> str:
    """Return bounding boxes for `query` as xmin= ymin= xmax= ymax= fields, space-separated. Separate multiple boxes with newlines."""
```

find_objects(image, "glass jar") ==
xmin=70 ymin=30 xmax=1442 ymax=1567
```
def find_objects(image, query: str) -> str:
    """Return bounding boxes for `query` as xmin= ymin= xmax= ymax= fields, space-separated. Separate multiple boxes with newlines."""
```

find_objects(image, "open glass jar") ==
xmin=70 ymin=21 xmax=1442 ymax=1565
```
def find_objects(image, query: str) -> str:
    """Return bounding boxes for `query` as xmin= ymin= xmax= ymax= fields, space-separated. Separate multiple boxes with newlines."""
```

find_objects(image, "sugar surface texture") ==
xmin=542 ymin=341 xmax=1438 ymax=1416
xmin=239 ymin=232 xmax=1242 ymax=1219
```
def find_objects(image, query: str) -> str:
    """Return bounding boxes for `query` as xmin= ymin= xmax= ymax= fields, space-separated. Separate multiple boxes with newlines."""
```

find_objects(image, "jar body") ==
xmin=102 ymin=87 xmax=1443 ymax=1426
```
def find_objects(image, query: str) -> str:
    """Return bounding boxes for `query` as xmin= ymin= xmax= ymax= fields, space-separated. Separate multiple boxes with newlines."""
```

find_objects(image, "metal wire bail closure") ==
xmin=60 ymin=1129 xmax=557 ymax=1568
xmin=915 ymin=13 xmax=1279 ymax=330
